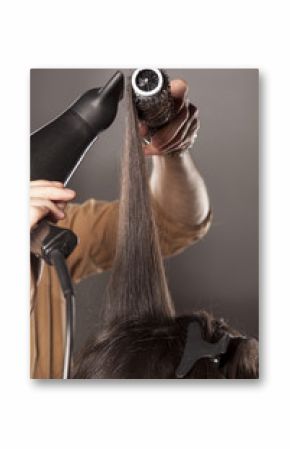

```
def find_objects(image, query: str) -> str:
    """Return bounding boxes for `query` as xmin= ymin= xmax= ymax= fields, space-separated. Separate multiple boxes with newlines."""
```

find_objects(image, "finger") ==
xmin=30 ymin=198 xmax=66 ymax=219
xmin=164 ymin=119 xmax=200 ymax=155
xmin=30 ymin=185 xmax=76 ymax=201
xmin=30 ymin=180 xmax=64 ymax=188
xmin=30 ymin=205 xmax=50 ymax=229
xmin=30 ymin=199 xmax=66 ymax=229
xmin=157 ymin=102 xmax=198 ymax=151
xmin=181 ymin=119 xmax=200 ymax=149
xmin=138 ymin=121 xmax=149 ymax=137
xmin=54 ymin=201 xmax=67 ymax=210
xmin=173 ymin=97 xmax=186 ymax=115
xmin=144 ymin=103 xmax=199 ymax=156
xmin=143 ymin=120 xmax=198 ymax=157
xmin=163 ymin=118 xmax=198 ymax=153
xmin=170 ymin=79 xmax=188 ymax=100
xmin=30 ymin=207 xmax=64 ymax=229
xmin=161 ymin=105 xmax=199 ymax=152
xmin=151 ymin=101 xmax=190 ymax=149
xmin=163 ymin=119 xmax=199 ymax=153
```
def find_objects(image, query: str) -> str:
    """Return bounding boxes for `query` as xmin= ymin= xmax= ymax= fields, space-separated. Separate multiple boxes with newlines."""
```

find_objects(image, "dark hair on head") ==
xmin=74 ymin=311 xmax=258 ymax=379
xmin=73 ymin=80 xmax=259 ymax=379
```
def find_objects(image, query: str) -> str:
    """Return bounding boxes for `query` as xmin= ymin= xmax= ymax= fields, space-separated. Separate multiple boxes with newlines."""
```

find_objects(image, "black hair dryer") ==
xmin=30 ymin=71 xmax=124 ymax=379
xmin=31 ymin=70 xmax=124 ymax=184
xmin=30 ymin=71 xmax=124 ymax=262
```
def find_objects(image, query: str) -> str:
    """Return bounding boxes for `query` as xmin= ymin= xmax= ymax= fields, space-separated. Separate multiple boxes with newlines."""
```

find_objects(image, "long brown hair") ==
xmin=102 ymin=80 xmax=174 ymax=325
xmin=73 ymin=79 xmax=259 ymax=379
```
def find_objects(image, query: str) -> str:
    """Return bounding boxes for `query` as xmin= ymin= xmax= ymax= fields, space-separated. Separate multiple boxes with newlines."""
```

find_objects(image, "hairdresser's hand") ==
xmin=139 ymin=80 xmax=199 ymax=156
xmin=30 ymin=180 xmax=76 ymax=231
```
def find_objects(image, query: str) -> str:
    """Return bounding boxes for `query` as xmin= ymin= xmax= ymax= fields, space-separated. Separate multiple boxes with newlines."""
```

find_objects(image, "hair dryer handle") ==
xmin=31 ymin=221 xmax=78 ymax=264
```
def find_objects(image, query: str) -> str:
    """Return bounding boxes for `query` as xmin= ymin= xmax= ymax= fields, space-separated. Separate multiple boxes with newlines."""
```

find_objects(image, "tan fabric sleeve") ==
xmin=58 ymin=199 xmax=119 ymax=283
xmin=58 ymin=198 xmax=212 ymax=284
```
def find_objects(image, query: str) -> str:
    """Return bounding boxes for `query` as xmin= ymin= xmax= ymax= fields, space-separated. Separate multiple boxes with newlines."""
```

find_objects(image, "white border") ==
xmin=1 ymin=1 xmax=290 ymax=448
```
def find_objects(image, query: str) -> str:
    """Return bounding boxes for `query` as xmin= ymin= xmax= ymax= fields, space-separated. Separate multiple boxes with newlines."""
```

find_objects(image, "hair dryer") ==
xmin=31 ymin=70 xmax=124 ymax=184
xmin=30 ymin=71 xmax=124 ymax=378
xmin=31 ymin=70 xmax=124 ymax=262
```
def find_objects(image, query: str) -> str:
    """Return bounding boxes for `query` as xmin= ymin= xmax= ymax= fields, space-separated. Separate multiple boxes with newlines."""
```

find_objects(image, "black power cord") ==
xmin=50 ymin=250 xmax=75 ymax=379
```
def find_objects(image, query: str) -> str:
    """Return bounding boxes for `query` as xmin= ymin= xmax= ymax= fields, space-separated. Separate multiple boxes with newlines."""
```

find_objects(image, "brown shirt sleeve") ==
xmin=58 ymin=199 xmax=119 ymax=283
xmin=58 ymin=198 xmax=212 ymax=284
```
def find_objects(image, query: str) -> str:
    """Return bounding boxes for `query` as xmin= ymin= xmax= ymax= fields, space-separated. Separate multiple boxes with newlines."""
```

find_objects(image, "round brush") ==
xmin=131 ymin=68 xmax=174 ymax=129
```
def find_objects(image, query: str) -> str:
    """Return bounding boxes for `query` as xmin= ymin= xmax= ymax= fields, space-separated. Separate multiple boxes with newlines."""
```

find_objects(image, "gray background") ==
xmin=30 ymin=69 xmax=259 ymax=352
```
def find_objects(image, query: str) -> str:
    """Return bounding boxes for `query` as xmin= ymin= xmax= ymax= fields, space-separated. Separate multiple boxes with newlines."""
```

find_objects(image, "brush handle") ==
xmin=132 ymin=69 xmax=174 ymax=129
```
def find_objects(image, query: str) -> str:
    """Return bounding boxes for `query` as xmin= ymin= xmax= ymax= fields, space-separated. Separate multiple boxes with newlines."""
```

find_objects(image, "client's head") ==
xmin=73 ymin=312 xmax=258 ymax=379
xmin=73 ymin=78 xmax=258 ymax=379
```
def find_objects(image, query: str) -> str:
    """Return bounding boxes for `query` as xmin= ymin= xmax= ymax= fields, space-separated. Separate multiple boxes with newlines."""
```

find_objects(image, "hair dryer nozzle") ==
xmin=72 ymin=70 xmax=124 ymax=134
xmin=31 ymin=70 xmax=125 ymax=183
xmin=100 ymin=70 xmax=124 ymax=101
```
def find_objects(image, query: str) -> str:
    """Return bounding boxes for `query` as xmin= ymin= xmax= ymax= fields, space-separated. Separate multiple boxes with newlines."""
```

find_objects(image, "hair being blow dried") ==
xmin=103 ymin=80 xmax=174 ymax=325
xmin=73 ymin=78 xmax=259 ymax=379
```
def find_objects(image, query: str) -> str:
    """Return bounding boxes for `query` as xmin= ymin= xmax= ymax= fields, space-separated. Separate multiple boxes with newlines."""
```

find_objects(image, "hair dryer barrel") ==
xmin=31 ymin=71 xmax=124 ymax=184
xmin=31 ymin=109 xmax=94 ymax=183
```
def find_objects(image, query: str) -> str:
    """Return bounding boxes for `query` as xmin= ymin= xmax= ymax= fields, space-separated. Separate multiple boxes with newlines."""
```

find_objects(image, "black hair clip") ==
xmin=175 ymin=320 xmax=241 ymax=379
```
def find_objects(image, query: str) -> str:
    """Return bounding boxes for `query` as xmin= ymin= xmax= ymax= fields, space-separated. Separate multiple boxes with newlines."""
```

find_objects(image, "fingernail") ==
xmin=65 ymin=189 xmax=76 ymax=196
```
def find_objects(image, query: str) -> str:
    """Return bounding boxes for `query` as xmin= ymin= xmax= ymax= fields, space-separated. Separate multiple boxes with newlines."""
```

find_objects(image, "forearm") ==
xmin=150 ymin=151 xmax=210 ymax=228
